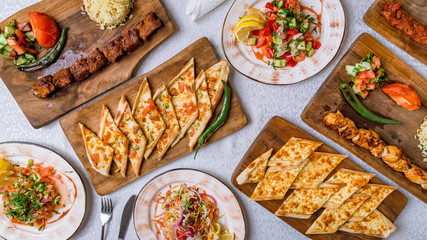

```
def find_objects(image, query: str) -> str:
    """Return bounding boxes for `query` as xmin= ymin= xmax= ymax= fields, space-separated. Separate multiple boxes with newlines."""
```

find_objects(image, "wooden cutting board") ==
xmin=301 ymin=33 xmax=427 ymax=203
xmin=364 ymin=0 xmax=427 ymax=65
xmin=60 ymin=37 xmax=248 ymax=196
xmin=231 ymin=116 xmax=407 ymax=240
xmin=0 ymin=0 xmax=174 ymax=128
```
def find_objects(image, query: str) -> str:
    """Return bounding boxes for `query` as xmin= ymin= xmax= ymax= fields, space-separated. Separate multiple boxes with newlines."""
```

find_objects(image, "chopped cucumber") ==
xmin=273 ymin=59 xmax=286 ymax=68
xmin=25 ymin=53 xmax=36 ymax=62
xmin=246 ymin=37 xmax=256 ymax=46
xmin=277 ymin=0 xmax=284 ymax=8
xmin=306 ymin=48 xmax=315 ymax=57
xmin=0 ymin=34 xmax=7 ymax=48
xmin=0 ymin=48 xmax=10 ymax=58
xmin=359 ymin=61 xmax=371 ymax=70
xmin=9 ymin=19 xmax=16 ymax=27
xmin=4 ymin=45 xmax=12 ymax=52
xmin=278 ymin=9 xmax=287 ymax=17
xmin=306 ymin=41 xmax=313 ymax=51
xmin=300 ymin=20 xmax=309 ymax=33
xmin=345 ymin=65 xmax=356 ymax=76
xmin=4 ymin=25 xmax=17 ymax=37
xmin=288 ymin=18 xmax=297 ymax=28
xmin=14 ymin=55 xmax=28 ymax=65
xmin=296 ymin=41 xmax=306 ymax=50
xmin=25 ymin=31 xmax=35 ymax=41
xmin=288 ymin=39 xmax=297 ymax=50
xmin=273 ymin=36 xmax=282 ymax=45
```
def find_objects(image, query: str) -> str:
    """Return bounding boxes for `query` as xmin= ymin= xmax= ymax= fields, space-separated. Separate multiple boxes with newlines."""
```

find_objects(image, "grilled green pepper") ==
xmin=339 ymin=77 xmax=401 ymax=125
xmin=194 ymin=80 xmax=231 ymax=159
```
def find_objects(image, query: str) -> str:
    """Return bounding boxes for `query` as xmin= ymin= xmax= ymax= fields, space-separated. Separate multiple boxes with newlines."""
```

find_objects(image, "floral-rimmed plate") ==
xmin=133 ymin=169 xmax=245 ymax=239
xmin=222 ymin=0 xmax=345 ymax=85
xmin=0 ymin=142 xmax=86 ymax=240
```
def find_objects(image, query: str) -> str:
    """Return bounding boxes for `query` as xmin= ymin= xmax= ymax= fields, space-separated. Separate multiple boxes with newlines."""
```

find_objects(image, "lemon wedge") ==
xmin=235 ymin=20 xmax=264 ymax=45
xmin=221 ymin=233 xmax=235 ymax=240
xmin=0 ymin=158 xmax=17 ymax=187
xmin=236 ymin=15 xmax=264 ymax=26
xmin=245 ymin=8 xmax=267 ymax=23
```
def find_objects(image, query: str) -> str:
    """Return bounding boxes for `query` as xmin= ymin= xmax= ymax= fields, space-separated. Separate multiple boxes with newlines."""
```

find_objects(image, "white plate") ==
xmin=222 ymin=0 xmax=345 ymax=85
xmin=133 ymin=169 xmax=245 ymax=239
xmin=0 ymin=142 xmax=86 ymax=240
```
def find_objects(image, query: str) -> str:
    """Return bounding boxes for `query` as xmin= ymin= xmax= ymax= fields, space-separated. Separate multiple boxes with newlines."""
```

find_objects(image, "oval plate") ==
xmin=0 ymin=142 xmax=86 ymax=240
xmin=134 ymin=169 xmax=245 ymax=239
xmin=222 ymin=0 xmax=345 ymax=85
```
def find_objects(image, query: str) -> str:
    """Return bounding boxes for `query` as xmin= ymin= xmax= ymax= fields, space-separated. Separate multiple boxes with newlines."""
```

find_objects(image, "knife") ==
xmin=118 ymin=195 xmax=136 ymax=240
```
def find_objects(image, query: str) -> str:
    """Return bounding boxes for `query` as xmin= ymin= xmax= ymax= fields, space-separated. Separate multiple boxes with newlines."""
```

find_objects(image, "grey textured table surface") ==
xmin=1 ymin=0 xmax=426 ymax=239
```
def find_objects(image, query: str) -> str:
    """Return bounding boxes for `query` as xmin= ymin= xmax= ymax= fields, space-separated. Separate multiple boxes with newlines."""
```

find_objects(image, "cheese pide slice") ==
xmin=188 ymin=70 xmax=213 ymax=151
xmin=236 ymin=148 xmax=273 ymax=185
xmin=306 ymin=193 xmax=370 ymax=234
xmin=153 ymin=84 xmax=180 ymax=160
xmin=168 ymin=58 xmax=198 ymax=147
xmin=274 ymin=183 xmax=341 ymax=219
xmin=132 ymin=77 xmax=166 ymax=159
xmin=348 ymin=184 xmax=396 ymax=222
xmin=291 ymin=152 xmax=347 ymax=189
xmin=267 ymin=137 xmax=322 ymax=167
xmin=115 ymin=96 xmax=147 ymax=176
xmin=323 ymin=169 xmax=375 ymax=209
xmin=339 ymin=210 xmax=396 ymax=238
xmin=99 ymin=105 xmax=129 ymax=177
xmin=249 ymin=160 xmax=309 ymax=201
xmin=205 ymin=59 xmax=230 ymax=109
xmin=79 ymin=123 xmax=114 ymax=176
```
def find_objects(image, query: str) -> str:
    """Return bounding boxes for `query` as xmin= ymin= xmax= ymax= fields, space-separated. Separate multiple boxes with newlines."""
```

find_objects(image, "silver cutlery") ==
xmin=118 ymin=195 xmax=136 ymax=240
xmin=100 ymin=197 xmax=113 ymax=240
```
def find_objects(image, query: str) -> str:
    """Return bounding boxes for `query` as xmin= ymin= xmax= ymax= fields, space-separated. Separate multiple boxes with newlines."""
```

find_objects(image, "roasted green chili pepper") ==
xmin=194 ymin=80 xmax=231 ymax=159
xmin=339 ymin=77 xmax=401 ymax=125
xmin=7 ymin=27 xmax=68 ymax=72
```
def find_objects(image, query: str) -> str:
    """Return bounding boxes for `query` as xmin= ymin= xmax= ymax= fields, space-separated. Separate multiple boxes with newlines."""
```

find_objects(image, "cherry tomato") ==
xmin=29 ymin=12 xmax=60 ymax=48
xmin=382 ymin=83 xmax=421 ymax=111
xmin=294 ymin=51 xmax=306 ymax=62
xmin=313 ymin=40 xmax=321 ymax=49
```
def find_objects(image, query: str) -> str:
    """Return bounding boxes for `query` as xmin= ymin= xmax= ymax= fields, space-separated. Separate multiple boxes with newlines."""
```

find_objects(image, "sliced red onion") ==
xmin=171 ymin=205 xmax=183 ymax=227
xmin=293 ymin=33 xmax=304 ymax=40
xmin=277 ymin=31 xmax=286 ymax=40
xmin=202 ymin=193 xmax=217 ymax=207
xmin=173 ymin=226 xmax=179 ymax=240
xmin=189 ymin=187 xmax=201 ymax=200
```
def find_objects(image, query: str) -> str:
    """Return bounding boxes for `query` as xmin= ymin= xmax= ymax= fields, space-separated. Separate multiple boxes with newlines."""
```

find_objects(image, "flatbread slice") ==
xmin=249 ymin=159 xmax=309 ymax=201
xmin=339 ymin=210 xmax=396 ymax=238
xmin=205 ymin=59 xmax=230 ymax=109
xmin=114 ymin=96 xmax=147 ymax=176
xmin=153 ymin=84 xmax=180 ymax=160
xmin=274 ymin=183 xmax=341 ymax=219
xmin=267 ymin=137 xmax=322 ymax=167
xmin=306 ymin=194 xmax=370 ymax=234
xmin=291 ymin=152 xmax=347 ymax=189
xmin=79 ymin=123 xmax=114 ymax=176
xmin=132 ymin=77 xmax=166 ymax=159
xmin=99 ymin=105 xmax=129 ymax=176
xmin=188 ymin=70 xmax=213 ymax=150
xmin=348 ymin=184 xmax=396 ymax=222
xmin=236 ymin=148 xmax=273 ymax=185
xmin=323 ymin=169 xmax=375 ymax=209
xmin=168 ymin=58 xmax=198 ymax=147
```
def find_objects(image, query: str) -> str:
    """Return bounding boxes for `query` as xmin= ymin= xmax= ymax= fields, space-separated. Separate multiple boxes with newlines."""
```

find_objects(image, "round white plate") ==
xmin=134 ymin=169 xmax=245 ymax=240
xmin=222 ymin=0 xmax=345 ymax=85
xmin=0 ymin=142 xmax=86 ymax=240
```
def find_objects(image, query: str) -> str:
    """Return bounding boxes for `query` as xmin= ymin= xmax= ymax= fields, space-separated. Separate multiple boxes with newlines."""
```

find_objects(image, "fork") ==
xmin=100 ymin=197 xmax=113 ymax=240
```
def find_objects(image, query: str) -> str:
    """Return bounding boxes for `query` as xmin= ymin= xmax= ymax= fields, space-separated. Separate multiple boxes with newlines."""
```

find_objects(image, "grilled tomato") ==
xmin=382 ymin=83 xmax=421 ymax=111
xmin=29 ymin=12 xmax=59 ymax=48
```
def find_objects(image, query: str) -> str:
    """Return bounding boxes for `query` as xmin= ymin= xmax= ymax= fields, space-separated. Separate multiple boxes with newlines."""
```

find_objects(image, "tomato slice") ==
xmin=358 ymin=70 xmax=376 ymax=79
xmin=255 ymin=37 xmax=266 ymax=48
xmin=304 ymin=36 xmax=314 ymax=41
xmin=288 ymin=59 xmax=297 ymax=68
xmin=260 ymin=45 xmax=274 ymax=59
xmin=265 ymin=2 xmax=275 ymax=10
xmin=382 ymin=83 xmax=421 ymax=110
xmin=29 ymin=12 xmax=60 ymax=48
xmin=286 ymin=29 xmax=299 ymax=35
xmin=313 ymin=40 xmax=321 ymax=49
xmin=371 ymin=56 xmax=381 ymax=69
xmin=366 ymin=82 xmax=376 ymax=91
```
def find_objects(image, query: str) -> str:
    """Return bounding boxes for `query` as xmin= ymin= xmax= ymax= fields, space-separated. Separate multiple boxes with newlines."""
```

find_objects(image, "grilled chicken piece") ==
xmin=87 ymin=48 xmax=107 ymax=73
xmin=122 ymin=29 xmax=142 ymax=52
xmin=338 ymin=120 xmax=359 ymax=140
xmin=70 ymin=57 xmax=91 ymax=81
xmin=384 ymin=155 xmax=410 ymax=173
xmin=323 ymin=111 xmax=348 ymax=130
xmin=352 ymin=129 xmax=381 ymax=150
xmin=136 ymin=12 xmax=162 ymax=41
xmin=32 ymin=76 xmax=55 ymax=98
xmin=52 ymin=68 xmax=74 ymax=88
xmin=101 ymin=36 xmax=124 ymax=63
xmin=404 ymin=163 xmax=427 ymax=185
xmin=370 ymin=140 xmax=386 ymax=158
xmin=381 ymin=145 xmax=402 ymax=163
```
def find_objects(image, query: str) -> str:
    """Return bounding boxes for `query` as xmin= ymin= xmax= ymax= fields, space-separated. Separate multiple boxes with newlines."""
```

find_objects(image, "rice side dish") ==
xmin=82 ymin=0 xmax=133 ymax=30
xmin=416 ymin=117 xmax=427 ymax=162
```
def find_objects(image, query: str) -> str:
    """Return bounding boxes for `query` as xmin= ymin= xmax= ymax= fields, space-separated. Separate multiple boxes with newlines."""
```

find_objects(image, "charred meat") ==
xmin=87 ymin=48 xmax=107 ymax=73
xmin=32 ymin=76 xmax=56 ymax=98
xmin=136 ymin=12 xmax=162 ymax=41
xmin=52 ymin=68 xmax=74 ymax=88
xmin=70 ymin=57 xmax=91 ymax=82
xmin=101 ymin=36 xmax=124 ymax=63
xmin=122 ymin=29 xmax=142 ymax=52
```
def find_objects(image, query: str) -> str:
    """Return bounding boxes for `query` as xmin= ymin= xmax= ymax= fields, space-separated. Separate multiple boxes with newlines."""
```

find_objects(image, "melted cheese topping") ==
xmin=275 ymin=187 xmax=338 ymax=217
xmin=292 ymin=152 xmax=346 ymax=188
xmin=340 ymin=210 xmax=396 ymax=238
xmin=324 ymin=169 xmax=374 ymax=209
xmin=268 ymin=137 xmax=322 ymax=167
xmin=236 ymin=149 xmax=272 ymax=185
xmin=349 ymin=184 xmax=395 ymax=221
xmin=154 ymin=87 xmax=180 ymax=157
xmin=205 ymin=60 xmax=229 ymax=109
xmin=81 ymin=124 xmax=114 ymax=175
xmin=116 ymin=98 xmax=146 ymax=173
xmin=306 ymin=194 xmax=369 ymax=234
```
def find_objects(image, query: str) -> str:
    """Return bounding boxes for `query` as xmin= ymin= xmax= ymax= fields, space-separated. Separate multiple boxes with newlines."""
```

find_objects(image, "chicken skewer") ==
xmin=324 ymin=110 xmax=427 ymax=190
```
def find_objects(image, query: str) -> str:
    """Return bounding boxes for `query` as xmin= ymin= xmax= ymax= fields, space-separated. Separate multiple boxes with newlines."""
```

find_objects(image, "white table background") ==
xmin=1 ymin=0 xmax=426 ymax=239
